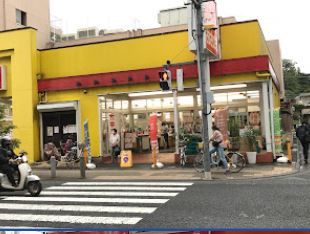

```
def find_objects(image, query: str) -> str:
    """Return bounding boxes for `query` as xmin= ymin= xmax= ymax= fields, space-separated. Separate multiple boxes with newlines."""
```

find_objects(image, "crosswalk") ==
xmin=0 ymin=181 xmax=193 ymax=228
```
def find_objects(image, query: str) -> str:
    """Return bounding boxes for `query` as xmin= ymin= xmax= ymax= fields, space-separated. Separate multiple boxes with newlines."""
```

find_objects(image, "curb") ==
xmin=32 ymin=167 xmax=299 ymax=182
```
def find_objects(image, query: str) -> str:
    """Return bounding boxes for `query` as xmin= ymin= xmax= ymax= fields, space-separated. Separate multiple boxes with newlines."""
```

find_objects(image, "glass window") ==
xmin=16 ymin=9 xmax=27 ymax=26
xmin=122 ymin=100 xmax=129 ymax=110
xmin=162 ymin=97 xmax=174 ymax=109
xmin=114 ymin=100 xmax=122 ymax=110
xmin=147 ymin=98 xmax=161 ymax=109
xmin=178 ymin=96 xmax=193 ymax=107
xmin=132 ymin=99 xmax=146 ymax=110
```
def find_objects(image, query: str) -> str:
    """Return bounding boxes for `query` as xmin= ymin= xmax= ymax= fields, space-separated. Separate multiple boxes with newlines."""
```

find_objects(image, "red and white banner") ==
xmin=149 ymin=113 xmax=157 ymax=143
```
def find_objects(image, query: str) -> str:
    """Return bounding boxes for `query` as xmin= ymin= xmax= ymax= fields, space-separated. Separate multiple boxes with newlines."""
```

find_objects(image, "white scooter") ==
xmin=0 ymin=153 xmax=42 ymax=196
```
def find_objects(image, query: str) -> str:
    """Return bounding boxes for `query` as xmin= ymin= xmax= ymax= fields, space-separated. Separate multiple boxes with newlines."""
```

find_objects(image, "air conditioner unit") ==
xmin=77 ymin=27 xmax=98 ymax=39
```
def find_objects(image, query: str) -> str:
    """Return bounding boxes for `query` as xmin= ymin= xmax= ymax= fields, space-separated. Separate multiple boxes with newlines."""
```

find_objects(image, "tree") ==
xmin=283 ymin=59 xmax=300 ymax=99
xmin=283 ymin=59 xmax=310 ymax=99
xmin=0 ymin=103 xmax=20 ymax=148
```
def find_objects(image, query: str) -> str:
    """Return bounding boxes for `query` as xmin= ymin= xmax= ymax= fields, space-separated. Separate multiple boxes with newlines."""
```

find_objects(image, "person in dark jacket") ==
xmin=296 ymin=122 xmax=310 ymax=164
xmin=0 ymin=137 xmax=17 ymax=186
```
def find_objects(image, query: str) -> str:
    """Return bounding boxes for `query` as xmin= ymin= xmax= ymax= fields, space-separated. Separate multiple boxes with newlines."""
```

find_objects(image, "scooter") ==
xmin=0 ymin=153 xmax=42 ymax=196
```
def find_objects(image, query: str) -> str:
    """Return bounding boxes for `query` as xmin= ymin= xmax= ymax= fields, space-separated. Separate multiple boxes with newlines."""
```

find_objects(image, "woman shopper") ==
xmin=110 ymin=128 xmax=121 ymax=164
xmin=209 ymin=125 xmax=230 ymax=174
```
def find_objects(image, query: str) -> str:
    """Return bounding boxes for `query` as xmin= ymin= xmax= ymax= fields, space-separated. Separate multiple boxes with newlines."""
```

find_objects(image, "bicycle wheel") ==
xmin=226 ymin=152 xmax=246 ymax=173
xmin=210 ymin=152 xmax=220 ymax=166
xmin=180 ymin=154 xmax=186 ymax=167
xmin=193 ymin=153 xmax=204 ymax=173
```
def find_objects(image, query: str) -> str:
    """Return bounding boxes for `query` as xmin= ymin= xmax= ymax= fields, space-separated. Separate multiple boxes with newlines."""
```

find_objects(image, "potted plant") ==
xmin=244 ymin=126 xmax=259 ymax=164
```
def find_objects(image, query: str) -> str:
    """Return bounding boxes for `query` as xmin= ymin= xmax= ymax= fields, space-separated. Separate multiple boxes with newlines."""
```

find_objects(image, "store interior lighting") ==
xmin=128 ymin=91 xmax=173 ymax=97
xmin=196 ymin=84 xmax=247 ymax=92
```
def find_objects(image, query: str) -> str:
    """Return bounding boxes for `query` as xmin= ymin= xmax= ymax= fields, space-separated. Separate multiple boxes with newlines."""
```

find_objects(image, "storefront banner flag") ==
xmin=273 ymin=108 xmax=282 ymax=153
xmin=150 ymin=113 xmax=157 ymax=143
xmin=83 ymin=120 xmax=92 ymax=162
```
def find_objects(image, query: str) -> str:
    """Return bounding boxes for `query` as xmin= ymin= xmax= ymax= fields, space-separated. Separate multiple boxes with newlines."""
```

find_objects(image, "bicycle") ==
xmin=194 ymin=147 xmax=246 ymax=173
xmin=179 ymin=140 xmax=188 ymax=167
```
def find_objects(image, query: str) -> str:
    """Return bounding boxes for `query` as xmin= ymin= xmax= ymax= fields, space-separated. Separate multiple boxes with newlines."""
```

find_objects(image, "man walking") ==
xmin=296 ymin=121 xmax=310 ymax=164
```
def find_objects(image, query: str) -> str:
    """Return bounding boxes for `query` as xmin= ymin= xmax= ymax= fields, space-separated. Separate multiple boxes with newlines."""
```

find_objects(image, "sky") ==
xmin=50 ymin=0 xmax=310 ymax=73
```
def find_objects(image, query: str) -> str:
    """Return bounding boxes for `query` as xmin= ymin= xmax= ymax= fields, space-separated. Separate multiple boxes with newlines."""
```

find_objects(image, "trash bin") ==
xmin=120 ymin=150 xmax=133 ymax=168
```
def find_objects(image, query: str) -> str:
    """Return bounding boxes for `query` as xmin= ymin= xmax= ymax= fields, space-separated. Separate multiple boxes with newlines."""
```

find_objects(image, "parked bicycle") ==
xmin=194 ymin=146 xmax=246 ymax=173
xmin=178 ymin=140 xmax=188 ymax=167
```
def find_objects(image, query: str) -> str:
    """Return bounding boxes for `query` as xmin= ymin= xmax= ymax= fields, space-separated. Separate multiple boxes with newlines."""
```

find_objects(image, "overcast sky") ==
xmin=50 ymin=0 xmax=310 ymax=73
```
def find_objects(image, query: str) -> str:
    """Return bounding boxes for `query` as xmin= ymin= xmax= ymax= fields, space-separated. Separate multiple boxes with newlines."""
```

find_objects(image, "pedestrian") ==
xmin=296 ymin=121 xmax=310 ymax=164
xmin=209 ymin=125 xmax=230 ymax=174
xmin=110 ymin=128 xmax=120 ymax=164
xmin=0 ymin=137 xmax=17 ymax=187
xmin=161 ymin=123 xmax=169 ymax=149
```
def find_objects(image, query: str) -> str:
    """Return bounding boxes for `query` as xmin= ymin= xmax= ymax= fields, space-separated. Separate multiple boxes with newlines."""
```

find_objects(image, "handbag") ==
xmin=212 ymin=141 xmax=222 ymax=147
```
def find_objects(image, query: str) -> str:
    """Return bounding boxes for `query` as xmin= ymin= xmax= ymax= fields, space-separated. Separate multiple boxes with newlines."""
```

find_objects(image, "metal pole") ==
xmin=173 ymin=90 xmax=179 ymax=154
xmin=193 ymin=0 xmax=212 ymax=179
xmin=50 ymin=156 xmax=56 ymax=178
xmin=79 ymin=144 xmax=86 ymax=178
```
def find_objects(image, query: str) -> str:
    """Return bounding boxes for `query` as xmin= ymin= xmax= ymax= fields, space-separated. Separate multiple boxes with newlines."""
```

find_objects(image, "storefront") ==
xmin=0 ymin=20 xmax=284 ymax=163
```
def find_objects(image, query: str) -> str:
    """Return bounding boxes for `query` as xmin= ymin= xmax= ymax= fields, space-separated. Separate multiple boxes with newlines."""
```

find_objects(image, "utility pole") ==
xmin=192 ymin=0 xmax=212 ymax=180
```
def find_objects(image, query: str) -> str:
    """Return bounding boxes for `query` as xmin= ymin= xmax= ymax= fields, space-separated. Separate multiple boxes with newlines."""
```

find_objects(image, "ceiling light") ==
xmin=128 ymin=91 xmax=172 ymax=97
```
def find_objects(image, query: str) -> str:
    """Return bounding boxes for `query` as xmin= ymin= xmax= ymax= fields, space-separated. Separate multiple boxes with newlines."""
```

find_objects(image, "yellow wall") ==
xmin=40 ymin=32 xmax=196 ymax=78
xmin=220 ymin=21 xmax=269 ymax=60
xmin=0 ymin=28 xmax=39 ymax=163
xmin=273 ymin=82 xmax=280 ymax=108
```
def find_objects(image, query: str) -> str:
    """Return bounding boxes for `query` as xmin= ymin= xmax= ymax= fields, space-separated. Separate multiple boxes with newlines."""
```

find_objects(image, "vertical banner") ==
xmin=150 ymin=113 xmax=158 ymax=144
xmin=273 ymin=108 xmax=282 ymax=154
xmin=83 ymin=120 xmax=92 ymax=163
xmin=150 ymin=113 xmax=158 ymax=167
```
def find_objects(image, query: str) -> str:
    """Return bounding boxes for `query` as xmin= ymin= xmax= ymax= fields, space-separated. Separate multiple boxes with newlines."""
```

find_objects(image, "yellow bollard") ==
xmin=287 ymin=142 xmax=292 ymax=162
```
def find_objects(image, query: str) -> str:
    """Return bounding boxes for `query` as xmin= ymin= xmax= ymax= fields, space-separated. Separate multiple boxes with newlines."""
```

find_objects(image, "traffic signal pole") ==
xmin=192 ymin=0 xmax=212 ymax=180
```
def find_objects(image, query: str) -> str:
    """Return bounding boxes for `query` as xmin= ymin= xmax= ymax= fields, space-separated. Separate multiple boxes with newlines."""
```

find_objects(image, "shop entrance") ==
xmin=38 ymin=101 xmax=80 ymax=161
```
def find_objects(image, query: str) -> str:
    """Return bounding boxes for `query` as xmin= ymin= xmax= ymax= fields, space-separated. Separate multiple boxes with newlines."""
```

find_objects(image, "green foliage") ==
xmin=283 ymin=59 xmax=310 ymax=99
xmin=0 ymin=104 xmax=20 ymax=149
xmin=244 ymin=126 xmax=259 ymax=152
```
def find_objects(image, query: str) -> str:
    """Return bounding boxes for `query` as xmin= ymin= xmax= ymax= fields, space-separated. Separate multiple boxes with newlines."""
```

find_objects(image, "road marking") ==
xmin=46 ymin=186 xmax=187 ymax=191
xmin=4 ymin=196 xmax=169 ymax=204
xmin=0 ymin=203 xmax=156 ymax=214
xmin=0 ymin=214 xmax=142 ymax=225
xmin=63 ymin=182 xmax=193 ymax=186
xmin=41 ymin=191 xmax=178 ymax=197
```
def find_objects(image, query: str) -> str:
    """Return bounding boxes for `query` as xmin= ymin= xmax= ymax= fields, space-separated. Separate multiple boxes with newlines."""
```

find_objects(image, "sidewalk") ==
xmin=31 ymin=160 xmax=298 ymax=181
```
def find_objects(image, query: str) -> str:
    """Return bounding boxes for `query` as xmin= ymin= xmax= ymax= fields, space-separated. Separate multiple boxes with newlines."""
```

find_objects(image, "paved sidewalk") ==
xmin=32 ymin=161 xmax=298 ymax=181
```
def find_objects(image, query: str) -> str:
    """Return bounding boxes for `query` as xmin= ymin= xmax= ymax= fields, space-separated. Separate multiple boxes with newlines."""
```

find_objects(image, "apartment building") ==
xmin=0 ymin=0 xmax=50 ymax=49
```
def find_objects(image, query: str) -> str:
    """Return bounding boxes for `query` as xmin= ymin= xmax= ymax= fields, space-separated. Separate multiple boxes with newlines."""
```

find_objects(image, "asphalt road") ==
xmin=0 ymin=167 xmax=310 ymax=230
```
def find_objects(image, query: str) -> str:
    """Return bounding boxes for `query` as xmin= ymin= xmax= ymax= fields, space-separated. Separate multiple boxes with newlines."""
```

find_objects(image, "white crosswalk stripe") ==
xmin=41 ymin=191 xmax=179 ymax=197
xmin=46 ymin=186 xmax=187 ymax=191
xmin=0 ymin=181 xmax=193 ymax=227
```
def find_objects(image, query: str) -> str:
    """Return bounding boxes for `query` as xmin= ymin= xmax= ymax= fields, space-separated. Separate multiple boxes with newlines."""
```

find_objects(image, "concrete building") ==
xmin=0 ymin=0 xmax=50 ymax=49
xmin=295 ymin=93 xmax=310 ymax=123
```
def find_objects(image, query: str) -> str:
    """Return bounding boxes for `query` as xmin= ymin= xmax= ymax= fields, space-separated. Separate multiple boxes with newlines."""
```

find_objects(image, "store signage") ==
xmin=203 ymin=1 xmax=217 ymax=29
xmin=203 ymin=1 xmax=219 ymax=57
xmin=0 ymin=65 xmax=7 ymax=90
xmin=206 ymin=29 xmax=218 ymax=57
xmin=187 ymin=1 xmax=220 ymax=58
